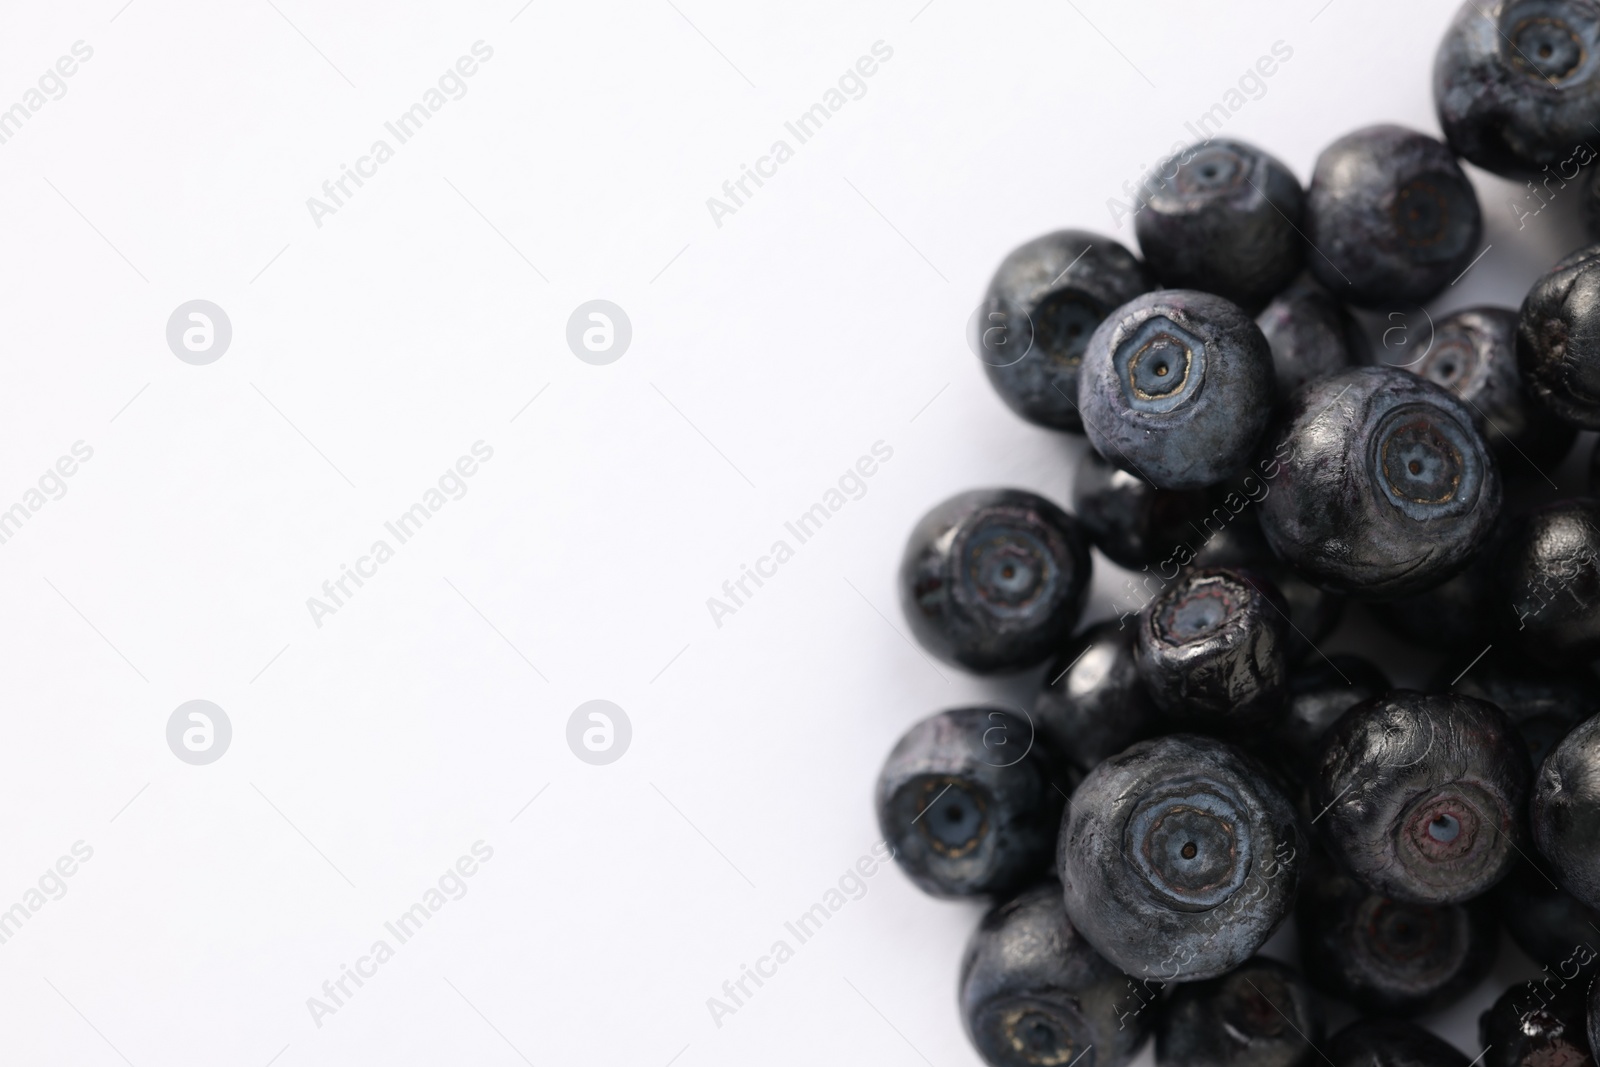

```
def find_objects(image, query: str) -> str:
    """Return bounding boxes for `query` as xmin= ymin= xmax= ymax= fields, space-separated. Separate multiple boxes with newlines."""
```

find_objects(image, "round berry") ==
xmin=1531 ymin=713 xmax=1600 ymax=912
xmin=1154 ymin=957 xmax=1322 ymax=1067
xmin=1518 ymin=245 xmax=1600 ymax=429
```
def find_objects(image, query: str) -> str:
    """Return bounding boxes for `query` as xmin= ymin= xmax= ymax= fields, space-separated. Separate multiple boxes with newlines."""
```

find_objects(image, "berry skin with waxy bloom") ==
xmin=1078 ymin=289 xmax=1276 ymax=491
xmin=1531 ymin=712 xmax=1600 ymax=912
xmin=1311 ymin=690 xmax=1531 ymax=905
xmin=1057 ymin=734 xmax=1302 ymax=983
xmin=1135 ymin=138 xmax=1306 ymax=314
xmin=899 ymin=489 xmax=1091 ymax=674
xmin=1518 ymin=245 xmax=1600 ymax=430
xmin=1034 ymin=620 xmax=1163 ymax=775
xmin=1305 ymin=124 xmax=1482 ymax=309
xmin=1257 ymin=367 xmax=1501 ymax=600
xmin=1154 ymin=956 xmax=1323 ymax=1067
xmin=960 ymin=882 xmax=1152 ymax=1067
xmin=1499 ymin=498 xmax=1600 ymax=663
xmin=1256 ymin=274 xmax=1369 ymax=402
xmin=1070 ymin=447 xmax=1212 ymax=570
xmin=977 ymin=231 xmax=1154 ymax=432
xmin=875 ymin=707 xmax=1062 ymax=900
xmin=1134 ymin=566 xmax=1291 ymax=733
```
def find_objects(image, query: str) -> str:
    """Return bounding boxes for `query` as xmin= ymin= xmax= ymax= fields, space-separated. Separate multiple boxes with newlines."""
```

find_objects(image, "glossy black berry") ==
xmin=1256 ymin=274 xmax=1370 ymax=401
xmin=960 ymin=882 xmax=1151 ymax=1067
xmin=1306 ymin=125 xmax=1482 ymax=308
xmin=1479 ymin=979 xmax=1596 ymax=1067
xmin=1495 ymin=859 xmax=1600 ymax=971
xmin=1372 ymin=519 xmax=1506 ymax=651
xmin=1058 ymin=734 xmax=1302 ymax=982
xmin=1532 ymin=712 xmax=1600 ymax=911
xmin=977 ymin=231 xmax=1155 ymax=432
xmin=1325 ymin=1021 xmax=1468 ymax=1067
xmin=1258 ymin=367 xmax=1502 ymax=599
xmin=1501 ymin=498 xmax=1600 ymax=662
xmin=1274 ymin=655 xmax=1391 ymax=783
xmin=1438 ymin=648 xmax=1597 ymax=769
xmin=1312 ymin=690 xmax=1531 ymax=905
xmin=1034 ymin=621 xmax=1162 ymax=775
xmin=1405 ymin=306 xmax=1576 ymax=473
xmin=1135 ymin=567 xmax=1290 ymax=732
xmin=1435 ymin=0 xmax=1600 ymax=176
xmin=1078 ymin=290 xmax=1275 ymax=490
xmin=1186 ymin=510 xmax=1345 ymax=665
xmin=876 ymin=708 xmax=1062 ymax=900
xmin=1071 ymin=448 xmax=1212 ymax=569
xmin=1297 ymin=854 xmax=1497 ymax=1017
xmin=1135 ymin=139 xmax=1305 ymax=314
xmin=1518 ymin=245 xmax=1600 ymax=429
xmin=1154 ymin=957 xmax=1322 ymax=1067
xmin=900 ymin=489 xmax=1092 ymax=673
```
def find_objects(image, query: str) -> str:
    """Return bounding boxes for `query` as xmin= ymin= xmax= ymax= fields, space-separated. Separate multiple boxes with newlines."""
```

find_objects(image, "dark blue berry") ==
xmin=1058 ymin=734 xmax=1301 ymax=982
xmin=1154 ymin=957 xmax=1322 ymax=1067
xmin=876 ymin=707 xmax=1062 ymax=899
xmin=1518 ymin=245 xmax=1600 ymax=429
xmin=1297 ymin=853 xmax=1497 ymax=1017
xmin=900 ymin=489 xmax=1091 ymax=673
xmin=960 ymin=882 xmax=1152 ymax=1067
xmin=1532 ymin=712 xmax=1600 ymax=911
xmin=1034 ymin=620 xmax=1162 ymax=775
xmin=1306 ymin=125 xmax=1482 ymax=308
xmin=1071 ymin=448 xmax=1212 ymax=569
xmin=1258 ymin=367 xmax=1502 ymax=599
xmin=1135 ymin=567 xmax=1290 ymax=732
xmin=1135 ymin=139 xmax=1305 ymax=314
xmin=1312 ymin=691 xmax=1531 ymax=905
xmin=1372 ymin=518 xmax=1506 ymax=651
xmin=1500 ymin=498 xmax=1600 ymax=662
xmin=1404 ymin=306 xmax=1575 ymax=474
xmin=1325 ymin=1021 xmax=1468 ymax=1067
xmin=978 ymin=231 xmax=1154 ymax=432
xmin=1078 ymin=290 xmax=1275 ymax=490
xmin=1479 ymin=979 xmax=1596 ymax=1067
xmin=1436 ymin=648 xmax=1597 ymax=769
xmin=1256 ymin=274 xmax=1370 ymax=401
xmin=1274 ymin=655 xmax=1391 ymax=783
xmin=1435 ymin=0 xmax=1600 ymax=176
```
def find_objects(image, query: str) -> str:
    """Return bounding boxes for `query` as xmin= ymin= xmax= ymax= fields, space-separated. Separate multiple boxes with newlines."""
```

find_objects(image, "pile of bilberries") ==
xmin=876 ymin=5 xmax=1600 ymax=1067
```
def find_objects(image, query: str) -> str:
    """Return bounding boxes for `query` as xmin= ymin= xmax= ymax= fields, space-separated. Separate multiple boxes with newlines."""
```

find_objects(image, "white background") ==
xmin=0 ymin=0 xmax=1586 ymax=1064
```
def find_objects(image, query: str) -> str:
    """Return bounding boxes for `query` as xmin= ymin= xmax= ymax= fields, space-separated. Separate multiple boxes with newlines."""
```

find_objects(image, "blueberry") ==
xmin=1258 ymin=367 xmax=1502 ymax=599
xmin=1531 ymin=712 xmax=1600 ymax=911
xmin=1135 ymin=566 xmax=1290 ymax=732
xmin=1297 ymin=853 xmax=1497 ymax=1017
xmin=1306 ymin=125 xmax=1482 ymax=308
xmin=1154 ymin=957 xmax=1322 ymax=1067
xmin=1274 ymin=655 xmax=1392 ymax=783
xmin=1186 ymin=511 xmax=1346 ymax=665
xmin=1135 ymin=139 xmax=1305 ymax=314
xmin=900 ymin=489 xmax=1092 ymax=673
xmin=1435 ymin=0 xmax=1600 ymax=176
xmin=1479 ymin=979 xmax=1596 ymax=1067
xmin=977 ymin=231 xmax=1154 ymax=432
xmin=1312 ymin=690 xmax=1531 ymax=905
xmin=1404 ymin=306 xmax=1576 ymax=474
xmin=1078 ymin=290 xmax=1275 ymax=490
xmin=1500 ymin=498 xmax=1600 ymax=662
xmin=1035 ymin=621 xmax=1163 ymax=775
xmin=1436 ymin=648 xmax=1597 ymax=769
xmin=1325 ymin=1021 xmax=1468 ymax=1067
xmin=1256 ymin=274 xmax=1370 ymax=401
xmin=876 ymin=707 xmax=1062 ymax=899
xmin=1058 ymin=734 xmax=1302 ymax=982
xmin=1494 ymin=859 xmax=1600 ymax=971
xmin=1371 ymin=519 xmax=1506 ymax=651
xmin=1071 ymin=448 xmax=1212 ymax=569
xmin=960 ymin=882 xmax=1152 ymax=1067
xmin=1519 ymin=246 xmax=1600 ymax=429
